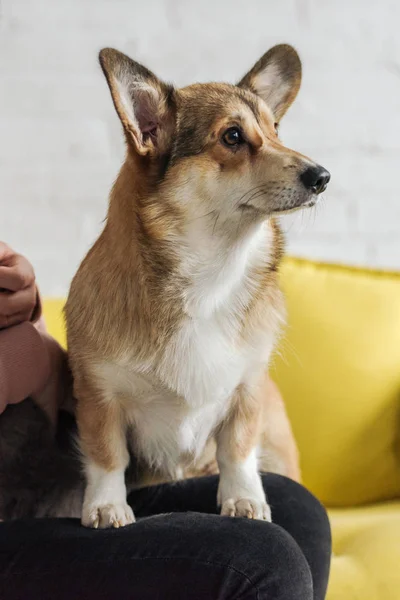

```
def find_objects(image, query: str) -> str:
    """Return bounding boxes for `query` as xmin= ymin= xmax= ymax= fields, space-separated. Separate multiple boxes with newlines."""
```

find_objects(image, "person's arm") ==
xmin=0 ymin=322 xmax=51 ymax=414
xmin=0 ymin=242 xmax=71 ymax=424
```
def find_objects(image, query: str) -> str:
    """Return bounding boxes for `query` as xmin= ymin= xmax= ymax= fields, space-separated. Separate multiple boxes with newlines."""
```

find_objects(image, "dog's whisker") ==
xmin=212 ymin=211 xmax=220 ymax=235
xmin=235 ymin=184 xmax=268 ymax=208
xmin=187 ymin=209 xmax=217 ymax=224
xmin=245 ymin=188 xmax=270 ymax=207
xmin=239 ymin=187 xmax=271 ymax=210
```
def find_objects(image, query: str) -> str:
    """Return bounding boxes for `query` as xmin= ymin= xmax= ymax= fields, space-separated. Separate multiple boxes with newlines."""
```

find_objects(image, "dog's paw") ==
xmin=220 ymin=498 xmax=272 ymax=521
xmin=82 ymin=502 xmax=135 ymax=529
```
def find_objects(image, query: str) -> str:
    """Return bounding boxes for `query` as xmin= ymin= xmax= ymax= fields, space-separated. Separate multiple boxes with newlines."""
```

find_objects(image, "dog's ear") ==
xmin=99 ymin=48 xmax=176 ymax=156
xmin=238 ymin=44 xmax=301 ymax=122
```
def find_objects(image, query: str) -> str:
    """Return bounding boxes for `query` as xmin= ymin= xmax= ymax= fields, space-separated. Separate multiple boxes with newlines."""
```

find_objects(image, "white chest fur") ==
xmin=93 ymin=222 xmax=278 ymax=476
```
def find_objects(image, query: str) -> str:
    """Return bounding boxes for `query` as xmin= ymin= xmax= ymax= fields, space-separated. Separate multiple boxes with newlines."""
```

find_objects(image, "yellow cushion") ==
xmin=42 ymin=299 xmax=66 ymax=349
xmin=327 ymin=502 xmax=400 ymax=600
xmin=273 ymin=258 xmax=400 ymax=507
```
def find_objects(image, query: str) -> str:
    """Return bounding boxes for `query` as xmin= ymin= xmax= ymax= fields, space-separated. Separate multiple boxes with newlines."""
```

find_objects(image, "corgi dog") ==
xmin=65 ymin=43 xmax=330 ymax=528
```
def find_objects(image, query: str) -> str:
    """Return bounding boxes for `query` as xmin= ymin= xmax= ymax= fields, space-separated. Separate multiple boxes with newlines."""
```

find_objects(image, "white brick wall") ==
xmin=1 ymin=0 xmax=399 ymax=295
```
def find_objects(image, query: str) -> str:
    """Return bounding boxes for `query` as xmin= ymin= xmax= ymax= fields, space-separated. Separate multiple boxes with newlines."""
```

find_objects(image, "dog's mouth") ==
xmin=271 ymin=190 xmax=322 ymax=215
xmin=301 ymin=194 xmax=320 ymax=209
xmin=238 ymin=181 xmax=326 ymax=216
xmin=276 ymin=165 xmax=330 ymax=213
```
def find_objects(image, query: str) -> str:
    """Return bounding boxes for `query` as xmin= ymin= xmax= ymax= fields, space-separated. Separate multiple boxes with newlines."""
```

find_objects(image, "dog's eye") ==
xmin=274 ymin=123 xmax=279 ymax=135
xmin=222 ymin=127 xmax=244 ymax=147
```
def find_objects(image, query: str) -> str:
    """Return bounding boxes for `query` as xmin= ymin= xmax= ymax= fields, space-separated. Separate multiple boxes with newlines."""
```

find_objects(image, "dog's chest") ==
xmin=130 ymin=304 xmax=273 ymax=472
xmin=95 ymin=225 xmax=279 ymax=474
xmin=158 ymin=225 xmax=276 ymax=406
xmin=97 ymin=303 xmax=271 ymax=475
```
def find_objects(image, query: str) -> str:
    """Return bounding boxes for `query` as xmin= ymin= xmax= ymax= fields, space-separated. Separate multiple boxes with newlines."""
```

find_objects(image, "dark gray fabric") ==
xmin=0 ymin=474 xmax=331 ymax=599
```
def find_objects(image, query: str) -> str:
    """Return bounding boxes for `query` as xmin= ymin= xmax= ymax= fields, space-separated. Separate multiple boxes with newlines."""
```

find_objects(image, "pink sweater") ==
xmin=0 ymin=293 xmax=54 ymax=414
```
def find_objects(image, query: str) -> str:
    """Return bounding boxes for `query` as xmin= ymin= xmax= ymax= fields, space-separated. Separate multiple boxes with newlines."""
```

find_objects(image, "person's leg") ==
xmin=129 ymin=473 xmax=331 ymax=600
xmin=0 ymin=512 xmax=313 ymax=600
xmin=0 ymin=475 xmax=331 ymax=600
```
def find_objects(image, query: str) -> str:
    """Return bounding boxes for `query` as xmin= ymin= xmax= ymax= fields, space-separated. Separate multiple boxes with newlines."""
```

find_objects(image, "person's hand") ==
xmin=0 ymin=242 xmax=37 ymax=329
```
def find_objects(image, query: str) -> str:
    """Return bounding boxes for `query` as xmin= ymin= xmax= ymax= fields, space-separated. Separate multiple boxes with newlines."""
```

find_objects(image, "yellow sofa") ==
xmin=43 ymin=257 xmax=400 ymax=600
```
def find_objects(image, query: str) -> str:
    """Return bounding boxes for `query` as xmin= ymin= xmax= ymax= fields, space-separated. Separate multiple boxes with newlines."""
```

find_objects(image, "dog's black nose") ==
xmin=300 ymin=165 xmax=330 ymax=194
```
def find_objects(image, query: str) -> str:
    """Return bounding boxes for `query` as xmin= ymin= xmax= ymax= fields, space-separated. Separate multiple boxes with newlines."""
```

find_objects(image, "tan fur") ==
xmin=219 ymin=384 xmax=263 ymax=462
xmin=260 ymin=378 xmax=301 ymax=482
xmin=66 ymin=44 xmax=328 ymax=527
xmin=67 ymin=161 xmax=185 ymax=366
xmin=75 ymin=377 xmax=127 ymax=472
xmin=186 ymin=376 xmax=301 ymax=483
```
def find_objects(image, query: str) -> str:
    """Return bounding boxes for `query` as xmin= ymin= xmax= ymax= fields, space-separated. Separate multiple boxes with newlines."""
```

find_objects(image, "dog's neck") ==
xmin=180 ymin=216 xmax=271 ymax=318
xmin=106 ymin=159 xmax=275 ymax=316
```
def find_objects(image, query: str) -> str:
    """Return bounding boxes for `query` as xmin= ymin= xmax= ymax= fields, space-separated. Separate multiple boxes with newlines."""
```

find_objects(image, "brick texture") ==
xmin=0 ymin=0 xmax=399 ymax=295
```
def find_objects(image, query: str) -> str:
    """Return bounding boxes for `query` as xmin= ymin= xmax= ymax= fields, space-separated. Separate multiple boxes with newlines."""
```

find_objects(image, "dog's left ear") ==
xmin=99 ymin=48 xmax=176 ymax=157
xmin=238 ymin=44 xmax=301 ymax=122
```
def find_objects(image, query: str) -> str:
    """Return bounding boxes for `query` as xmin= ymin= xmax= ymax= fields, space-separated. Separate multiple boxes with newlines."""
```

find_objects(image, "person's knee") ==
xmin=268 ymin=526 xmax=314 ymax=599
xmin=181 ymin=513 xmax=314 ymax=600
xmin=261 ymin=473 xmax=331 ymax=542
xmin=260 ymin=474 xmax=331 ymax=599
xmin=234 ymin=518 xmax=314 ymax=599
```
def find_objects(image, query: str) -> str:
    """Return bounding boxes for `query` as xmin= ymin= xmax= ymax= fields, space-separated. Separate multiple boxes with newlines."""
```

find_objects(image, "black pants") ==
xmin=0 ymin=474 xmax=331 ymax=600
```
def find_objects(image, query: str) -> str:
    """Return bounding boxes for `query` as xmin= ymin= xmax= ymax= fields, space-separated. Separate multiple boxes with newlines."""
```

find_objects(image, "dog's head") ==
xmin=99 ymin=45 xmax=329 ymax=232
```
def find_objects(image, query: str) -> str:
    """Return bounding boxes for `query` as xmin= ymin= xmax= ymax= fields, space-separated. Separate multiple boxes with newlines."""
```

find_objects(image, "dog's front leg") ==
xmin=76 ymin=379 xmax=134 ymax=529
xmin=216 ymin=385 xmax=271 ymax=522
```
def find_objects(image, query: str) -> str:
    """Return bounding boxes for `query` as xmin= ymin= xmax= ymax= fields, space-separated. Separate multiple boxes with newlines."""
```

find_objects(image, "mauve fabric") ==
xmin=0 ymin=322 xmax=50 ymax=414
xmin=0 ymin=474 xmax=331 ymax=599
